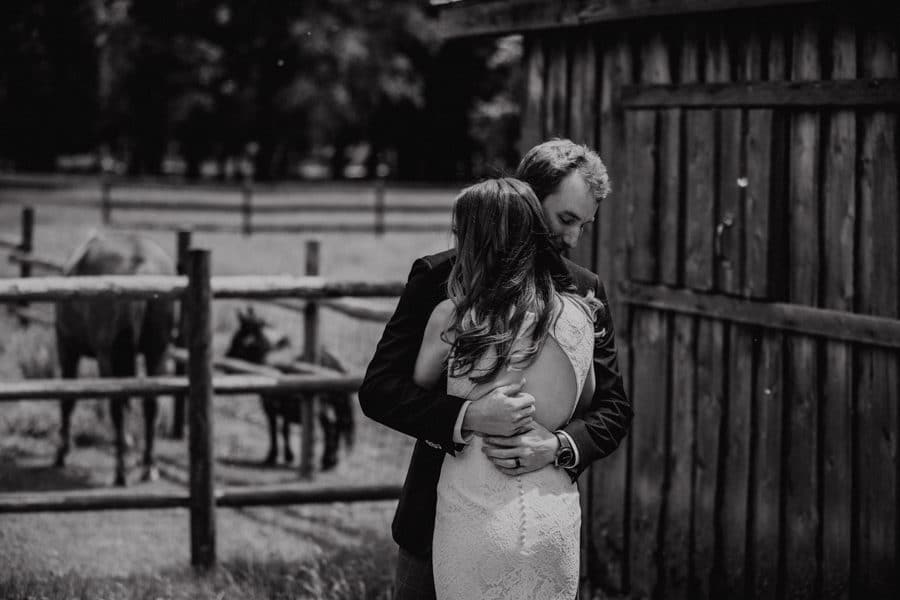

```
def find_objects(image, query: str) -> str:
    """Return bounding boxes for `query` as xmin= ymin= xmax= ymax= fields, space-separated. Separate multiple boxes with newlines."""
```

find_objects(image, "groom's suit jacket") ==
xmin=358 ymin=249 xmax=632 ymax=557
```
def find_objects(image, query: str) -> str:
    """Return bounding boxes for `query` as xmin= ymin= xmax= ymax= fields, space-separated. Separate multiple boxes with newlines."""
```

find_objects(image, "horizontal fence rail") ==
xmin=262 ymin=297 xmax=394 ymax=322
xmin=0 ymin=373 xmax=364 ymax=402
xmin=0 ymin=235 xmax=21 ymax=250
xmin=104 ymin=199 xmax=452 ymax=213
xmin=0 ymin=484 xmax=403 ymax=514
xmin=620 ymin=78 xmax=900 ymax=108
xmin=621 ymin=282 xmax=900 ymax=349
xmin=0 ymin=275 xmax=405 ymax=302
xmin=113 ymin=221 xmax=451 ymax=234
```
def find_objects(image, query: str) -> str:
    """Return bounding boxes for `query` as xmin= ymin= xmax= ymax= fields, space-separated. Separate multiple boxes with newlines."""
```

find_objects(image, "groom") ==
xmin=359 ymin=139 xmax=632 ymax=599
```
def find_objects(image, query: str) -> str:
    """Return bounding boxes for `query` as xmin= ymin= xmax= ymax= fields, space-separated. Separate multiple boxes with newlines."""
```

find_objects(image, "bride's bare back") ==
xmin=414 ymin=294 xmax=595 ymax=432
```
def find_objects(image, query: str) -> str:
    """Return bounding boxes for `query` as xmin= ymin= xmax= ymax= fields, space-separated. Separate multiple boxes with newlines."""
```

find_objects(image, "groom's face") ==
xmin=540 ymin=171 xmax=597 ymax=251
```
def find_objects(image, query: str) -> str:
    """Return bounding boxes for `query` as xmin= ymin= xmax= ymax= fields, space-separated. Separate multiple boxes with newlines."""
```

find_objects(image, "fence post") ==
xmin=171 ymin=229 xmax=192 ymax=439
xmin=19 ymin=207 xmax=33 ymax=279
xmin=186 ymin=248 xmax=216 ymax=569
xmin=14 ymin=207 xmax=34 ymax=325
xmin=374 ymin=176 xmax=386 ymax=235
xmin=101 ymin=174 xmax=112 ymax=225
xmin=300 ymin=239 xmax=320 ymax=479
xmin=241 ymin=179 xmax=253 ymax=236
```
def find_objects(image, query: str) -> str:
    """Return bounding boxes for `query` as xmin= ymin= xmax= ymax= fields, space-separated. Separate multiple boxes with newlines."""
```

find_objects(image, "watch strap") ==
xmin=553 ymin=431 xmax=576 ymax=468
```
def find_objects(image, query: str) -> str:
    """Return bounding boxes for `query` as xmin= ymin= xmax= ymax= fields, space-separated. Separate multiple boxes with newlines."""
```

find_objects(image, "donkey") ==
xmin=54 ymin=231 xmax=175 ymax=486
xmin=225 ymin=307 xmax=355 ymax=470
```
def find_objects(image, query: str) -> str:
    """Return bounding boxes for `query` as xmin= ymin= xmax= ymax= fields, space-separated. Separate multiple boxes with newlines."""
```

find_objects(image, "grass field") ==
xmin=0 ymin=178 xmax=457 ymax=598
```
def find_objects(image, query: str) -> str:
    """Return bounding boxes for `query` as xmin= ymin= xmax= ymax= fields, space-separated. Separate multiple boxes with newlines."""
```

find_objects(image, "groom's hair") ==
xmin=515 ymin=138 xmax=611 ymax=203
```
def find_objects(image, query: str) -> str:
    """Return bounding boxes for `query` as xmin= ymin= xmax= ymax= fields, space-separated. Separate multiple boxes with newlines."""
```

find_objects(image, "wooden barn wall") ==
xmin=517 ymin=6 xmax=899 ymax=599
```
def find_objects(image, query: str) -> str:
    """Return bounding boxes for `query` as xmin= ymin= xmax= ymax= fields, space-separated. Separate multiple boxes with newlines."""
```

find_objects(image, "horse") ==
xmin=54 ymin=231 xmax=176 ymax=486
xmin=225 ymin=307 xmax=355 ymax=470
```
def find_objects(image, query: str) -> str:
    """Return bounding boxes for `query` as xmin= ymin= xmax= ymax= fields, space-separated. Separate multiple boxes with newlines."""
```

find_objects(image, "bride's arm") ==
xmin=413 ymin=299 xmax=455 ymax=389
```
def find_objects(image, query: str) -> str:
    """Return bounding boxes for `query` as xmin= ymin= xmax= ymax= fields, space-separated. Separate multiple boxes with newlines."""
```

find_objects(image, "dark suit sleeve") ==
xmin=358 ymin=257 xmax=467 ymax=452
xmin=561 ymin=277 xmax=632 ymax=478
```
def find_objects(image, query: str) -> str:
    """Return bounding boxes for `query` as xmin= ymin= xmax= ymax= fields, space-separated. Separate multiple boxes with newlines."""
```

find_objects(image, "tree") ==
xmin=0 ymin=0 xmax=100 ymax=170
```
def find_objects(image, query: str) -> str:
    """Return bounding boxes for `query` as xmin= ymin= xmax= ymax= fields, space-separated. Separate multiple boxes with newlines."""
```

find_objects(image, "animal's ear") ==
xmin=236 ymin=307 xmax=248 ymax=324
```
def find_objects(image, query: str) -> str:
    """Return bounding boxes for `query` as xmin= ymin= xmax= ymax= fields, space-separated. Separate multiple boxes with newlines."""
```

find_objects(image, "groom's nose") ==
xmin=561 ymin=229 xmax=580 ymax=249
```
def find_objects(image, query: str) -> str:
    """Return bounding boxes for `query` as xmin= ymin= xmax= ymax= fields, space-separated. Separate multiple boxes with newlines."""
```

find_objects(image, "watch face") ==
xmin=556 ymin=447 xmax=575 ymax=468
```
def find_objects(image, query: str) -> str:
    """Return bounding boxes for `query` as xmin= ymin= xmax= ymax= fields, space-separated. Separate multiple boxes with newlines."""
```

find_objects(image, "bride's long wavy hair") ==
xmin=445 ymin=177 xmax=596 ymax=384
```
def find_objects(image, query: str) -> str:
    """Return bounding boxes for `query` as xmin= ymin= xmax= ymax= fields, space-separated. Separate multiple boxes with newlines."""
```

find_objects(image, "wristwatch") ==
xmin=553 ymin=431 xmax=576 ymax=469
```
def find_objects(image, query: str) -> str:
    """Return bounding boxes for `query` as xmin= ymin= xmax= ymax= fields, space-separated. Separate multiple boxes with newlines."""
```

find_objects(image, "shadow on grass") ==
xmin=0 ymin=535 xmax=397 ymax=600
xmin=0 ymin=453 xmax=97 ymax=493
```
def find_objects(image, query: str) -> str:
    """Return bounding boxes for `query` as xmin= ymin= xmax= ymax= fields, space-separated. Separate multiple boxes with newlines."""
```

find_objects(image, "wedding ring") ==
xmin=514 ymin=457 xmax=521 ymax=469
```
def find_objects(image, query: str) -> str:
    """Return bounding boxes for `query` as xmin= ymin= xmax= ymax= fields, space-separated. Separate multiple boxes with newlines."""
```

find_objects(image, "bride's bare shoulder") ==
xmin=423 ymin=299 xmax=456 ymax=342
xmin=429 ymin=298 xmax=456 ymax=323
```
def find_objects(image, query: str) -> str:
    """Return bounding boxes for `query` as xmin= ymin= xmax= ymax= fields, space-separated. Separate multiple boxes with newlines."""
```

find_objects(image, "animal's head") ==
xmin=225 ymin=306 xmax=290 ymax=364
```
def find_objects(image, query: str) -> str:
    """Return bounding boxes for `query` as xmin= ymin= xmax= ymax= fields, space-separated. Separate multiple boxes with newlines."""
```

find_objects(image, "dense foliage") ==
xmin=0 ymin=0 xmax=522 ymax=181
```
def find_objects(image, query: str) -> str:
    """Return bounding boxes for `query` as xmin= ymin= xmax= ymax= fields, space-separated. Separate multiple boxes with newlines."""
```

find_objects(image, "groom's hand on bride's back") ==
xmin=461 ymin=379 xmax=536 ymax=437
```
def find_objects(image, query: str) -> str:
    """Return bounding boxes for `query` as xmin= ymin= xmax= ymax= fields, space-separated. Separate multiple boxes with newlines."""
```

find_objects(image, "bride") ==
xmin=412 ymin=177 xmax=601 ymax=599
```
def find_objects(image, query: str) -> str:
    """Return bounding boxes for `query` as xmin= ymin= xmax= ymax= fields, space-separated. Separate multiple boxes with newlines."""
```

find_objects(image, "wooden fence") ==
xmin=98 ymin=175 xmax=451 ymax=235
xmin=1 ymin=206 xmax=394 ymax=471
xmin=0 ymin=260 xmax=405 ymax=568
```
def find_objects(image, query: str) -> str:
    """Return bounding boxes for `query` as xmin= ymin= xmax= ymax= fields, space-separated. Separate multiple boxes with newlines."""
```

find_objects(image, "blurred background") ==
xmin=0 ymin=0 xmax=521 ymax=183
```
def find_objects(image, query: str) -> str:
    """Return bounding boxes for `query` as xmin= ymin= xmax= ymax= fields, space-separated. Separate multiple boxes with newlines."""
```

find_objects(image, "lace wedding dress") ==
xmin=432 ymin=294 xmax=594 ymax=600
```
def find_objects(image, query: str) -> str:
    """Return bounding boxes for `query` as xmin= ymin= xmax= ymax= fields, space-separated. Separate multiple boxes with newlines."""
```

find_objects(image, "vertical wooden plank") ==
xmin=715 ymin=28 xmax=743 ymax=297
xmin=187 ymin=249 xmax=215 ymax=569
xmin=18 ymin=207 xmax=33 ymax=280
xmin=706 ymin=24 xmax=750 ymax=600
xmin=596 ymin=36 xmax=632 ymax=286
xmin=748 ymin=30 xmax=789 ymax=599
xmin=545 ymin=35 xmax=568 ymax=139
xmin=748 ymin=331 xmax=784 ymax=599
xmin=663 ymin=314 xmax=695 ymax=600
xmin=684 ymin=26 xmax=715 ymax=292
xmin=591 ymin=35 xmax=632 ymax=597
xmin=627 ymin=108 xmax=657 ymax=283
xmin=692 ymin=317 xmax=724 ymax=599
xmin=855 ymin=26 xmax=899 ymax=598
xmin=629 ymin=307 xmax=669 ymax=599
xmin=743 ymin=29 xmax=774 ymax=300
xmin=520 ymin=35 xmax=546 ymax=156
xmin=172 ymin=229 xmax=192 ymax=440
xmin=300 ymin=240 xmax=320 ymax=480
xmin=784 ymin=19 xmax=821 ymax=600
xmin=764 ymin=28 xmax=791 ymax=302
xmin=569 ymin=32 xmax=597 ymax=146
xmin=658 ymin=32 xmax=681 ymax=288
xmin=628 ymin=31 xmax=669 ymax=283
xmin=241 ymin=179 xmax=252 ymax=236
xmin=570 ymin=32 xmax=598 ymax=269
xmin=15 ymin=206 xmax=34 ymax=325
xmin=821 ymin=22 xmax=856 ymax=600
xmin=722 ymin=325 xmax=752 ymax=600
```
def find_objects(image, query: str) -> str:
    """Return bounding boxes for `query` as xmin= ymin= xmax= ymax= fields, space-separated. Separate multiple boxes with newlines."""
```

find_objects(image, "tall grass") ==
xmin=0 ymin=536 xmax=397 ymax=600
